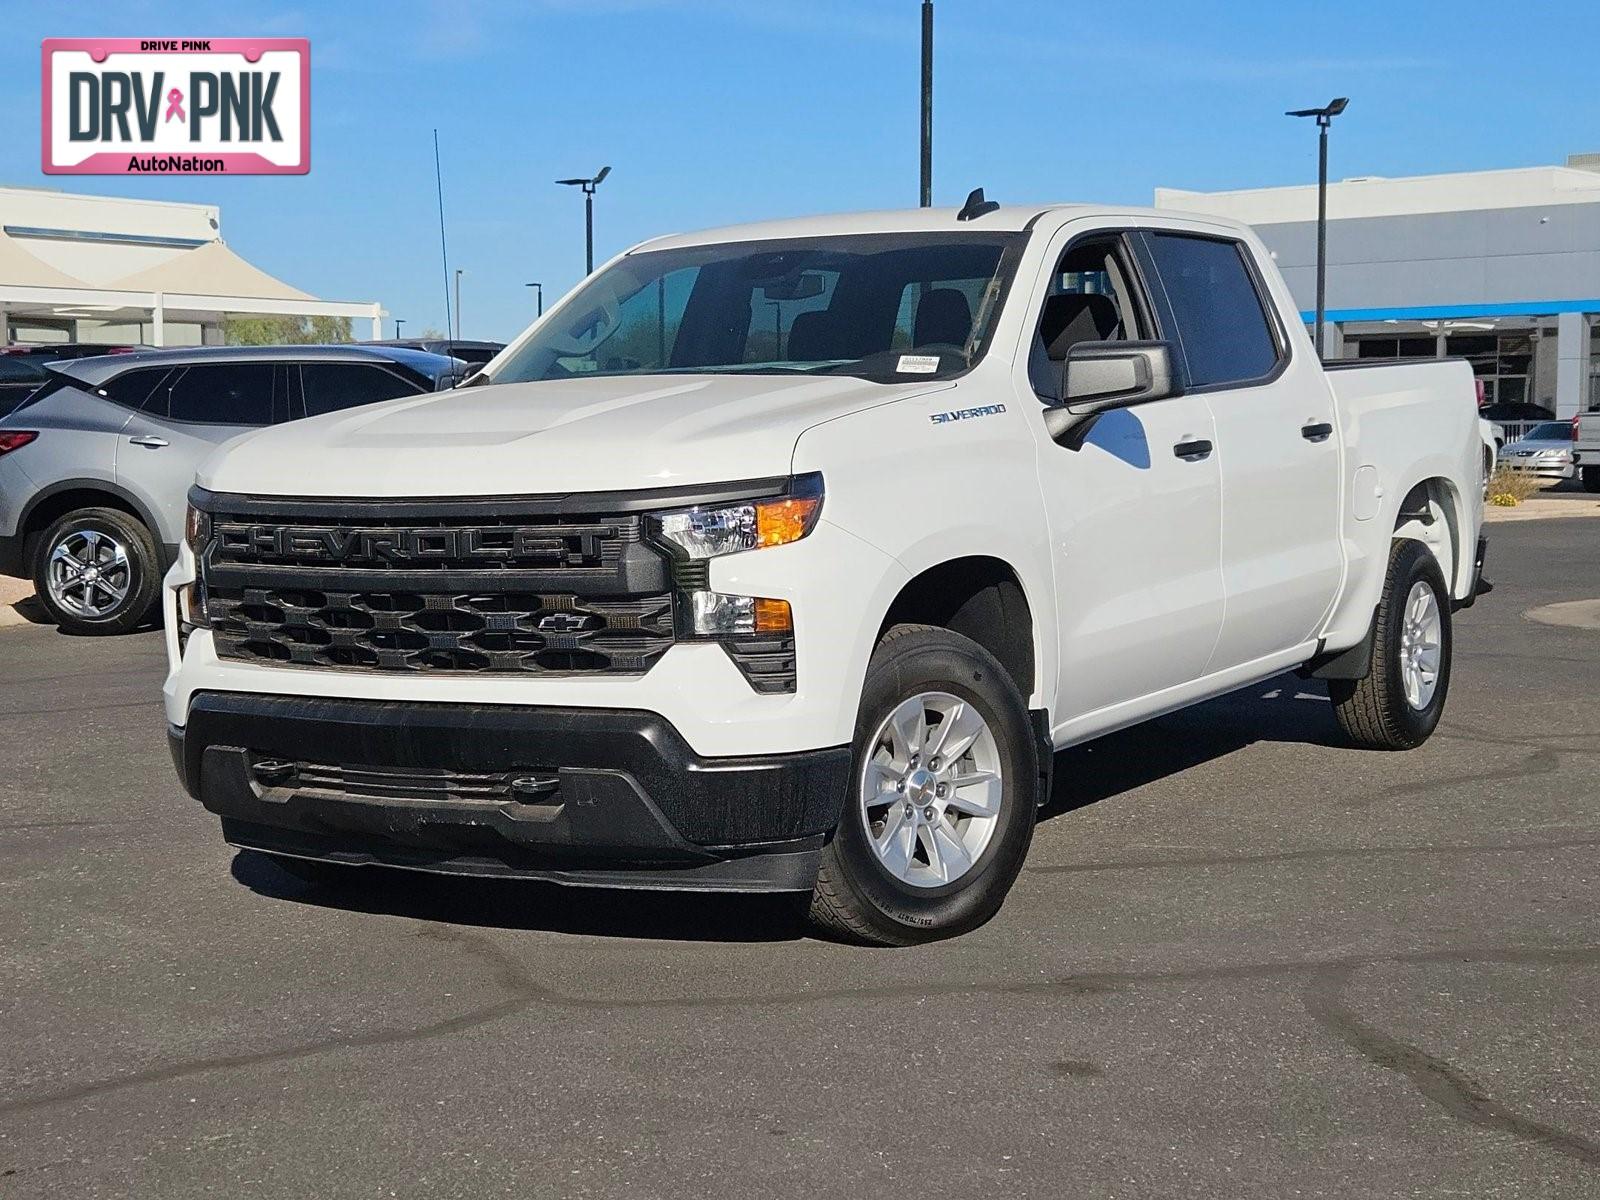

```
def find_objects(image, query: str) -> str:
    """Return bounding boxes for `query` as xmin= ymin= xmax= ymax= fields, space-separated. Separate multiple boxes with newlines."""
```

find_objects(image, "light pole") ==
xmin=556 ymin=166 xmax=611 ymax=275
xmin=1287 ymin=96 xmax=1348 ymax=359
xmin=920 ymin=0 xmax=933 ymax=207
xmin=394 ymin=318 xmax=404 ymax=339
xmin=453 ymin=268 xmax=464 ymax=340
xmin=526 ymin=282 xmax=543 ymax=317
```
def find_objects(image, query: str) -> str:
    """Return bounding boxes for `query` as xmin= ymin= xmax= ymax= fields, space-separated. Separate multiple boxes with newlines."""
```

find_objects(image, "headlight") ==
xmin=180 ymin=504 xmax=211 ymax=630
xmin=184 ymin=503 xmax=211 ymax=560
xmin=651 ymin=473 xmax=823 ymax=560
xmin=686 ymin=592 xmax=793 ymax=636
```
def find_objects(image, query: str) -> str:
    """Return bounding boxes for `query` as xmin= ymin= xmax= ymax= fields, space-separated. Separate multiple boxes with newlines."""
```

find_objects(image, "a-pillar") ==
xmin=1554 ymin=311 xmax=1592 ymax=419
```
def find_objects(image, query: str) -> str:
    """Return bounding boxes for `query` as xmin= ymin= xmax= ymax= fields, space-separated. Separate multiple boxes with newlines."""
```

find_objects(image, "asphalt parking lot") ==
xmin=1 ymin=516 xmax=1596 ymax=1198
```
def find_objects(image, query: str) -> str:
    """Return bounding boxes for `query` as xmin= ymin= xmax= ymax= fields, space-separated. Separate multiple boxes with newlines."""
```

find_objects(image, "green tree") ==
xmin=224 ymin=314 xmax=354 ymax=345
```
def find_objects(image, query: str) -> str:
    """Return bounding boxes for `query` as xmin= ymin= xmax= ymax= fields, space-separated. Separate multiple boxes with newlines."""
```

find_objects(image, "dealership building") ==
xmin=1156 ymin=155 xmax=1600 ymax=418
xmin=0 ymin=186 xmax=383 ymax=346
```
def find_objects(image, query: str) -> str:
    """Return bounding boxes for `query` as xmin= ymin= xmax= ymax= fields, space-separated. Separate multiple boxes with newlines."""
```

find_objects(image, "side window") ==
xmin=300 ymin=364 xmax=426 ymax=418
xmin=1030 ymin=237 xmax=1145 ymax=397
xmin=101 ymin=367 xmax=173 ymax=410
xmin=1144 ymin=234 xmax=1281 ymax=389
xmin=152 ymin=364 xmax=280 ymax=426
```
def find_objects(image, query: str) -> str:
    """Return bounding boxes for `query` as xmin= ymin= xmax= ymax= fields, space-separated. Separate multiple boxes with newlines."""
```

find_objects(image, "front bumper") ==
xmin=171 ymin=691 xmax=852 ymax=892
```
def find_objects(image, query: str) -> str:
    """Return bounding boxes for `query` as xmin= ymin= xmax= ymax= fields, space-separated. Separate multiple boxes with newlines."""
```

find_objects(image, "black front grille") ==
xmin=198 ymin=495 xmax=678 ymax=677
xmin=210 ymin=588 xmax=674 ymax=674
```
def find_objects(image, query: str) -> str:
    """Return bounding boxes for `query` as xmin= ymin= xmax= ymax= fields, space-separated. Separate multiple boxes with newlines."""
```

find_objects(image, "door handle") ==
xmin=128 ymin=435 xmax=169 ymax=449
xmin=1173 ymin=438 xmax=1213 ymax=461
xmin=1301 ymin=422 xmax=1334 ymax=443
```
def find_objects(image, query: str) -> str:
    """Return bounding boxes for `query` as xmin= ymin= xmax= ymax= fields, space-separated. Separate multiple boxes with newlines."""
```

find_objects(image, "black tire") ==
xmin=1329 ymin=539 xmax=1452 ymax=751
xmin=31 ymin=507 xmax=162 ymax=635
xmin=808 ymin=624 xmax=1039 ymax=946
xmin=1582 ymin=466 xmax=1600 ymax=494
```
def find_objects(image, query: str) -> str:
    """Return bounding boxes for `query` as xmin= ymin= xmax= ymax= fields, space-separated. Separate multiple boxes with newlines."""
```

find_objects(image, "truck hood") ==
xmin=198 ymin=372 xmax=950 ymax=497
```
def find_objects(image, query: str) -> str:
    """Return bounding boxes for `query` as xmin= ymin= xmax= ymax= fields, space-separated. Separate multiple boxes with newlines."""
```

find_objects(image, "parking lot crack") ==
xmin=1304 ymin=963 xmax=1600 ymax=1168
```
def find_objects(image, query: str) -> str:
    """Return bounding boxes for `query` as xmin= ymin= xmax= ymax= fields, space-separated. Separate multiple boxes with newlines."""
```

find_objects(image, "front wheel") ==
xmin=1582 ymin=465 xmax=1600 ymax=494
xmin=1329 ymin=538 xmax=1452 ymax=750
xmin=808 ymin=624 xmax=1039 ymax=946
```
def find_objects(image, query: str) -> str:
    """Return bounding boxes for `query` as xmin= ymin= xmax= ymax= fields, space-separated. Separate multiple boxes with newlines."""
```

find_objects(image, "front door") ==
xmin=1023 ymin=229 xmax=1226 ymax=737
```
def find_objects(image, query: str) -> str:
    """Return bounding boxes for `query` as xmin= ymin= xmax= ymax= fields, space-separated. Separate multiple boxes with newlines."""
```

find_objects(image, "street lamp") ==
xmin=453 ymin=268 xmax=464 ymax=340
xmin=394 ymin=318 xmax=404 ymax=339
xmin=556 ymin=166 xmax=611 ymax=275
xmin=526 ymin=282 xmax=544 ymax=317
xmin=1287 ymin=96 xmax=1349 ymax=360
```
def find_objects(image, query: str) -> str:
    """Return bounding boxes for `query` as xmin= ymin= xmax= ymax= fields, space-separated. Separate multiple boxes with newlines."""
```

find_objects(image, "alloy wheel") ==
xmin=858 ymin=691 xmax=1004 ymax=888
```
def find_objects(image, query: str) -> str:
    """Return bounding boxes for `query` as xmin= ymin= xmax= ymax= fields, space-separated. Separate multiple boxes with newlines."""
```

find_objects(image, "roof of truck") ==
xmin=631 ymin=203 xmax=1249 ymax=251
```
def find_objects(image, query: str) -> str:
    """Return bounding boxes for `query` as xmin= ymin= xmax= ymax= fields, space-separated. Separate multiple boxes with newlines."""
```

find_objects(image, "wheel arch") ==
xmin=1392 ymin=475 xmax=1470 ymax=598
xmin=18 ymin=479 xmax=166 ymax=574
xmin=875 ymin=555 xmax=1040 ymax=706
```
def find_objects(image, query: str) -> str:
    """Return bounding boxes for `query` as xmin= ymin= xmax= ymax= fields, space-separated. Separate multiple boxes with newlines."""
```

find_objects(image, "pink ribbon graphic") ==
xmin=164 ymin=88 xmax=185 ymax=123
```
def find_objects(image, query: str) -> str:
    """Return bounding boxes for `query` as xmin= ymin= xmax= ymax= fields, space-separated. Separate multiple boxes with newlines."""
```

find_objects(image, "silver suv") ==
xmin=0 ymin=345 xmax=466 ymax=634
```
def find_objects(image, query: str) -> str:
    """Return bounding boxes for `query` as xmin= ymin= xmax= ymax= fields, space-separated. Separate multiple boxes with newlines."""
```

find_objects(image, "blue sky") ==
xmin=8 ymin=0 xmax=1598 ymax=341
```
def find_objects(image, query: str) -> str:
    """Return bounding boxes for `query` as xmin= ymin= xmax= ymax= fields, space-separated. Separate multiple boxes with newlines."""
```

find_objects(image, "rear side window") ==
xmin=102 ymin=367 xmax=173 ymax=410
xmin=299 ymin=363 xmax=427 ymax=417
xmin=1144 ymin=234 xmax=1281 ymax=388
xmin=149 ymin=364 xmax=281 ymax=425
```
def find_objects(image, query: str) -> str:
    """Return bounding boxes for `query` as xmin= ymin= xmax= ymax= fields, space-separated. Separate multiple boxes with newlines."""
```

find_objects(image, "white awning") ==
xmin=109 ymin=239 xmax=312 ymax=301
xmin=0 ymin=232 xmax=91 ymax=289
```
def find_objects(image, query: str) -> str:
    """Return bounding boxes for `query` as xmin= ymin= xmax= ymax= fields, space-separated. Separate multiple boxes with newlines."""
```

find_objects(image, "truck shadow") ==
xmin=232 ymin=673 xmax=1342 ymax=942
xmin=1038 ymin=673 xmax=1344 ymax=821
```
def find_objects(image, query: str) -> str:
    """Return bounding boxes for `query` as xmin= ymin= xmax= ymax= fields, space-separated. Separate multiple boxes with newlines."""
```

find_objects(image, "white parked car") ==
xmin=163 ymin=198 xmax=1488 ymax=944
xmin=1500 ymin=420 xmax=1577 ymax=482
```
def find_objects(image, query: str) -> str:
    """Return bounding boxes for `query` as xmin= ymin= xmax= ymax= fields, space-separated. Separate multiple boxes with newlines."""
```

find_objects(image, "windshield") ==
xmin=1524 ymin=421 xmax=1573 ymax=440
xmin=488 ymin=232 xmax=1026 ymax=385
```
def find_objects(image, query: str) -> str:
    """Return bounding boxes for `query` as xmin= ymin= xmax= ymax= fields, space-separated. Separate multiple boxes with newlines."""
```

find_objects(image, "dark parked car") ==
xmin=0 ymin=344 xmax=465 ymax=633
xmin=363 ymin=338 xmax=504 ymax=365
xmin=1480 ymin=401 xmax=1556 ymax=422
xmin=0 ymin=344 xmax=142 ymax=417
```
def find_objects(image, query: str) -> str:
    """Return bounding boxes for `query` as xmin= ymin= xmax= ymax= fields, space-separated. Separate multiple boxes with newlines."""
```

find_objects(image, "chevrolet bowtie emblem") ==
xmin=536 ymin=612 xmax=591 ymax=633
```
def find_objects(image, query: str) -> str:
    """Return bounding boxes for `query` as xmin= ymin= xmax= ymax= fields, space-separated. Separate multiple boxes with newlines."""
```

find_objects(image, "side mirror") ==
xmin=1043 ymin=341 xmax=1183 ymax=446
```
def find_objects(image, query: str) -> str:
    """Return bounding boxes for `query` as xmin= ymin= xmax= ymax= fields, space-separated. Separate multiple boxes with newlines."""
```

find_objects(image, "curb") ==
xmin=0 ymin=577 xmax=40 ymax=629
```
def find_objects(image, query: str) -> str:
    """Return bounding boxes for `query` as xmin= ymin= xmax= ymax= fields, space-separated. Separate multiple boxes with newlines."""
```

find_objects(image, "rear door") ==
xmin=1137 ymin=231 xmax=1343 ymax=671
xmin=115 ymin=362 xmax=287 ymax=548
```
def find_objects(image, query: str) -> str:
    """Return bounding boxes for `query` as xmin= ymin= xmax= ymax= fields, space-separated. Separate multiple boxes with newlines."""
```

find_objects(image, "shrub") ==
xmin=1486 ymin=466 xmax=1545 ymax=506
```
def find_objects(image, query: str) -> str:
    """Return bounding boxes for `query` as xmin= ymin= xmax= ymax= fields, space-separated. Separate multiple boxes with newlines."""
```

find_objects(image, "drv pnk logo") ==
xmin=42 ymin=38 xmax=309 ymax=175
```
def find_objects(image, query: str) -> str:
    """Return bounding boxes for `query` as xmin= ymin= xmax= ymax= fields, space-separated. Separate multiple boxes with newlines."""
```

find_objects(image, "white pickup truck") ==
xmin=164 ymin=198 xmax=1490 ymax=944
xmin=1575 ymin=411 xmax=1600 ymax=491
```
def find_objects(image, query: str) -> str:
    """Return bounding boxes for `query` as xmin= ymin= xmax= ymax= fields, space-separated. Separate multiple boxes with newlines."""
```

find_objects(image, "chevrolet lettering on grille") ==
xmin=217 ymin=524 xmax=598 ymax=565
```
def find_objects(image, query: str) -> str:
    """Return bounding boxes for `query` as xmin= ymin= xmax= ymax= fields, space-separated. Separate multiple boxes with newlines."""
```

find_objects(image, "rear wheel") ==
xmin=1330 ymin=539 xmax=1452 ymax=750
xmin=32 ymin=507 xmax=161 ymax=635
xmin=1582 ymin=465 xmax=1600 ymax=494
xmin=808 ymin=624 xmax=1039 ymax=945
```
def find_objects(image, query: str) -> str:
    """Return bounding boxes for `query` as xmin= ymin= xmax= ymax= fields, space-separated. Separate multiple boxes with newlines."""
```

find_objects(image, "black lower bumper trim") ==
xmin=172 ymin=692 xmax=849 ymax=890
xmin=222 ymin=819 xmax=821 ymax=893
